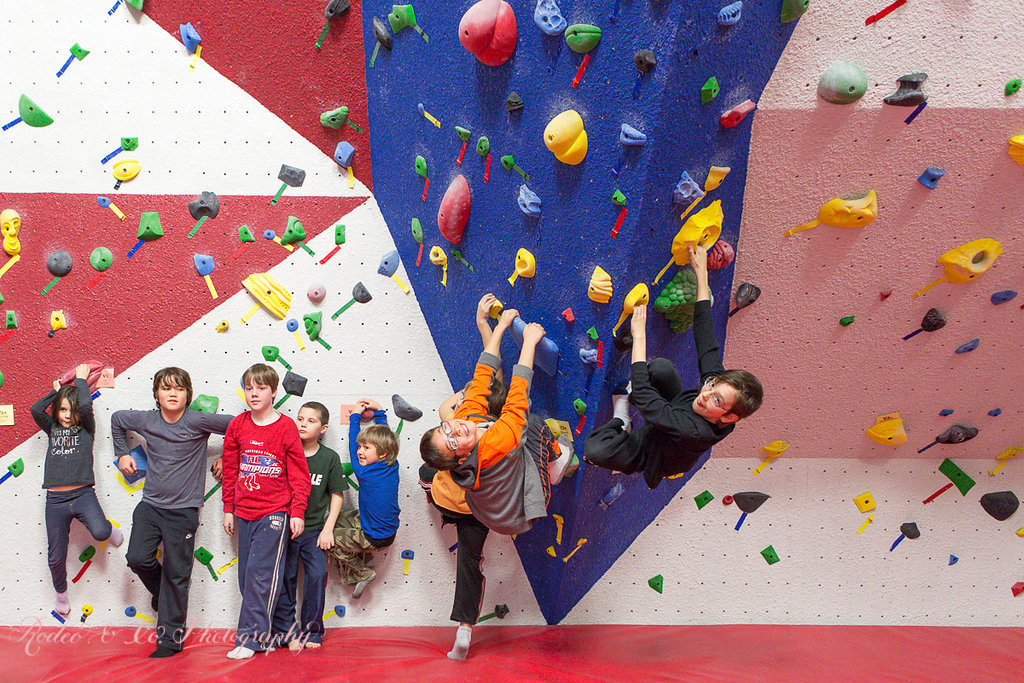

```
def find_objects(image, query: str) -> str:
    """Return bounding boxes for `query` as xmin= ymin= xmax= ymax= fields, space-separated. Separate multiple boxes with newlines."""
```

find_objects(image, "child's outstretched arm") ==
xmin=476 ymin=293 xmax=500 ymax=350
xmin=630 ymin=304 xmax=648 ymax=365
xmin=73 ymin=365 xmax=95 ymax=435
xmin=688 ymin=245 xmax=725 ymax=378
xmin=29 ymin=384 xmax=58 ymax=432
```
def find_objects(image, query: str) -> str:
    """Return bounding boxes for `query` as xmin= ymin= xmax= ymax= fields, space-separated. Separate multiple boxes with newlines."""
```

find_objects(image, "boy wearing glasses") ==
xmin=584 ymin=245 xmax=763 ymax=489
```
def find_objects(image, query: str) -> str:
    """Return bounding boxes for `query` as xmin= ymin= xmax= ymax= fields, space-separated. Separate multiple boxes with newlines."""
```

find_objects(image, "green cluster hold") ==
xmin=239 ymin=225 xmax=255 ymax=243
xmin=700 ymin=76 xmax=720 ymax=103
xmin=1006 ymin=79 xmax=1022 ymax=96
xmin=648 ymin=574 xmax=663 ymax=593
xmin=653 ymin=267 xmax=713 ymax=333
xmin=839 ymin=315 xmax=855 ymax=327
xmin=761 ymin=545 xmax=780 ymax=565
xmin=189 ymin=395 xmax=220 ymax=414
xmin=137 ymin=212 xmax=163 ymax=241
xmin=694 ymin=490 xmax=714 ymax=510
xmin=938 ymin=458 xmax=976 ymax=496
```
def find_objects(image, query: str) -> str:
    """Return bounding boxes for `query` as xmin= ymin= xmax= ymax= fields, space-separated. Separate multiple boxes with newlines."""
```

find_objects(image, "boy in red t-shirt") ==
xmin=222 ymin=364 xmax=310 ymax=659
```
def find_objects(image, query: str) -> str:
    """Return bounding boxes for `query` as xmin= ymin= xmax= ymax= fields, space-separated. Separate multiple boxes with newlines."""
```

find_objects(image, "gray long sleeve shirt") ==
xmin=111 ymin=409 xmax=233 ymax=509
xmin=30 ymin=379 xmax=96 ymax=489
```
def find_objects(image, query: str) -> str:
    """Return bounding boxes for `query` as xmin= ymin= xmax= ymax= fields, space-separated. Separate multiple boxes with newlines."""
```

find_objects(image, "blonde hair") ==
xmin=358 ymin=424 xmax=399 ymax=466
xmin=242 ymin=363 xmax=279 ymax=392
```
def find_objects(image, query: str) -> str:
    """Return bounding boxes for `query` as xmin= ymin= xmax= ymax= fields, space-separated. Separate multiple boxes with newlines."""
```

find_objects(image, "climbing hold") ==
xmin=458 ymin=0 xmax=518 ymax=66
xmin=6 ymin=311 xmax=17 ymax=329
xmin=784 ymin=190 xmax=877 ymax=236
xmin=599 ymin=482 xmax=624 ymax=509
xmin=88 ymin=247 xmax=112 ymax=273
xmin=48 ymin=310 xmax=68 ymax=337
xmin=237 ymin=225 xmax=255 ymax=243
xmin=717 ymin=1 xmax=742 ymax=26
xmin=588 ymin=266 xmax=613 ymax=303
xmin=673 ymin=172 xmax=705 ymax=205
xmin=112 ymin=160 xmax=141 ymax=187
xmin=1 ymin=209 xmax=21 ymax=257
xmin=1007 ymin=79 xmax=1022 ymax=96
xmin=1008 ymin=135 xmax=1024 ymax=165
xmin=955 ymin=338 xmax=979 ymax=354
xmin=839 ymin=315 xmax=855 ymax=327
xmin=619 ymin=123 xmax=646 ymax=146
xmin=865 ymin=412 xmax=907 ymax=445
xmin=286 ymin=319 xmax=299 ymax=333
xmin=761 ymin=545 xmax=780 ymax=565
xmin=706 ymin=241 xmax=734 ymax=270
xmin=853 ymin=491 xmax=876 ymax=513
xmin=612 ymin=284 xmax=649 ymax=336
xmin=429 ymin=246 xmax=448 ymax=286
xmin=565 ymin=24 xmax=601 ymax=53
xmin=648 ymin=574 xmax=664 ymax=593
xmin=817 ymin=63 xmax=868 ymax=104
xmin=505 ymin=92 xmax=524 ymax=111
xmin=17 ymin=94 xmax=55 ymax=128
xmin=612 ymin=190 xmax=627 ymax=207
xmin=282 ymin=371 xmax=308 ymax=397
xmin=902 ymin=307 xmax=946 ymax=340
xmin=883 ymin=73 xmax=928 ymax=106
xmin=991 ymin=290 xmax=1017 ymax=305
xmin=949 ymin=555 xmax=958 ymax=566
xmin=46 ymin=251 xmax=73 ymax=277
xmin=438 ymin=175 xmax=471 ymax=244
xmin=728 ymin=282 xmax=761 ymax=317
xmin=733 ymin=491 xmax=769 ymax=513
xmin=392 ymin=394 xmax=423 ymax=421
xmin=517 ymin=185 xmax=541 ymax=217
xmin=917 ymin=167 xmax=945 ymax=189
xmin=280 ymin=217 xmax=307 ymax=246
xmin=912 ymin=238 xmax=1003 ymax=298
xmin=388 ymin=4 xmax=429 ymax=41
xmin=241 ymin=273 xmax=292 ymax=321
xmin=634 ymin=49 xmax=656 ymax=73
xmin=544 ymin=110 xmax=588 ymax=165
xmin=780 ymin=0 xmax=809 ymax=22
xmin=507 ymin=248 xmax=536 ymax=286
xmin=980 ymin=491 xmax=1019 ymax=521
xmin=334 ymin=141 xmax=355 ymax=168
xmin=939 ymin=409 xmax=954 ymax=416
xmin=700 ymin=77 xmax=720 ymax=103
xmin=918 ymin=424 xmax=978 ymax=454
xmin=533 ymin=0 xmax=566 ymax=36
xmin=476 ymin=136 xmax=490 ymax=155
xmin=694 ymin=490 xmax=714 ymax=509
xmin=988 ymin=408 xmax=1002 ymax=417
xmin=179 ymin=22 xmax=202 ymax=53
xmin=271 ymin=164 xmax=306 ymax=205
xmin=215 ymin=320 xmax=229 ymax=333
xmin=188 ymin=191 xmax=220 ymax=220
xmin=579 ymin=348 xmax=598 ymax=365
xmin=307 ymin=283 xmax=327 ymax=303
xmin=720 ymin=99 xmax=756 ymax=127
xmin=722 ymin=495 xmax=733 ymax=505
xmin=320 ymin=105 xmax=361 ymax=131
xmin=901 ymin=522 xmax=920 ymax=539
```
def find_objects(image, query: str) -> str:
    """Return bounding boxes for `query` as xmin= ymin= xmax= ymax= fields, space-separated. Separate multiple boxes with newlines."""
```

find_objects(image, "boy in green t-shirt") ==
xmin=270 ymin=402 xmax=348 ymax=650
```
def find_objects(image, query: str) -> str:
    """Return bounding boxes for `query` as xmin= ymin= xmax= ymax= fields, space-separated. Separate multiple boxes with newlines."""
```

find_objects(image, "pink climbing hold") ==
xmin=459 ymin=0 xmax=518 ymax=67
xmin=438 ymin=175 xmax=471 ymax=245
xmin=707 ymin=240 xmax=735 ymax=270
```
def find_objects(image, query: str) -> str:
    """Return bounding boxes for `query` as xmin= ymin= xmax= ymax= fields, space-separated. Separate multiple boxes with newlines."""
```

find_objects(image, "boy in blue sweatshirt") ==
xmin=329 ymin=398 xmax=400 ymax=598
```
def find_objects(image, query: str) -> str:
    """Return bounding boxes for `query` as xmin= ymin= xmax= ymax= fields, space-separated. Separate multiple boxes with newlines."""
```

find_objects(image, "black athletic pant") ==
xmin=125 ymin=501 xmax=200 ymax=651
xmin=584 ymin=358 xmax=682 ymax=473
xmin=419 ymin=465 xmax=489 ymax=625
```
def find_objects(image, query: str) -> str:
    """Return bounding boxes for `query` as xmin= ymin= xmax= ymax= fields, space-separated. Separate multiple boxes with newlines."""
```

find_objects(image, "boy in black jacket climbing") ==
xmin=584 ymin=244 xmax=763 ymax=489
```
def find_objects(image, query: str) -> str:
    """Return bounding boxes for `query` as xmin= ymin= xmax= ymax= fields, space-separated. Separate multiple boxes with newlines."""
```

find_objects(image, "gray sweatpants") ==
xmin=45 ymin=486 xmax=112 ymax=593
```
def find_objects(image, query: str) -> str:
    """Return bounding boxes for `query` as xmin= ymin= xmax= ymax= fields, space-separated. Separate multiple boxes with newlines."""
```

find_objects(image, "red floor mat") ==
xmin=2 ymin=624 xmax=1021 ymax=682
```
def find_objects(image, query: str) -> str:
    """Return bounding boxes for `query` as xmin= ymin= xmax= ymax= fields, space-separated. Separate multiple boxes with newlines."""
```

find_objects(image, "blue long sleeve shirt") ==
xmin=348 ymin=410 xmax=400 ymax=542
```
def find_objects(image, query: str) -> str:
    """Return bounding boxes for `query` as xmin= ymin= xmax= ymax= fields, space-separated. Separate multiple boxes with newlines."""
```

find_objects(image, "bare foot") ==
xmin=287 ymin=640 xmax=303 ymax=652
xmin=304 ymin=642 xmax=321 ymax=649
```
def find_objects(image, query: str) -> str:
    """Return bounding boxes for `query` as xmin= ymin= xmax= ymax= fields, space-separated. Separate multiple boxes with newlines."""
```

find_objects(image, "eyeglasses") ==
xmin=440 ymin=421 xmax=460 ymax=453
xmin=701 ymin=377 xmax=727 ymax=410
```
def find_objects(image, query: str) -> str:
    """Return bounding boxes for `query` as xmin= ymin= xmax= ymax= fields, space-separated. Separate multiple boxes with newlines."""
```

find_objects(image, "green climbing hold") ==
xmin=414 ymin=155 xmax=428 ymax=178
xmin=121 ymin=137 xmax=139 ymax=151
xmin=694 ymin=490 xmax=714 ymax=509
xmin=1006 ymin=79 xmax=1022 ymax=96
xmin=6 ymin=311 xmax=17 ymax=329
xmin=476 ymin=136 xmax=490 ymax=155
xmin=238 ymin=225 xmax=255 ymax=243
xmin=612 ymin=189 xmax=627 ymax=206
xmin=938 ymin=458 xmax=976 ymax=496
xmin=839 ymin=315 xmax=855 ymax=327
xmin=700 ymin=76 xmax=720 ymax=103
xmin=335 ymin=224 xmax=346 ymax=245
xmin=280 ymin=216 xmax=306 ymax=245
xmin=70 ymin=43 xmax=90 ymax=61
xmin=125 ymin=0 xmax=144 ymax=9
xmin=780 ymin=0 xmax=809 ymax=23
xmin=189 ymin=394 xmax=220 ymax=414
xmin=18 ymin=94 xmax=54 ymax=128
xmin=586 ymin=326 xmax=598 ymax=340
xmin=79 ymin=545 xmax=96 ymax=562
xmin=321 ymin=105 xmax=350 ymax=129
xmin=565 ymin=24 xmax=601 ymax=54
xmin=573 ymin=398 xmax=587 ymax=416
xmin=89 ymin=247 xmax=113 ymax=272
xmin=411 ymin=218 xmax=423 ymax=243
xmin=761 ymin=545 xmax=780 ymax=565
xmin=137 ymin=212 xmax=163 ymax=241
xmin=455 ymin=126 xmax=472 ymax=142
xmin=654 ymin=269 xmax=714 ymax=334
xmin=0 ymin=370 xmax=4 ymax=388
xmin=648 ymin=575 xmax=664 ymax=593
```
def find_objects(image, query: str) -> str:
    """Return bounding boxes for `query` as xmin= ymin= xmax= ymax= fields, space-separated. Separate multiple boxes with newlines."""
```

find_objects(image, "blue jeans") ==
xmin=236 ymin=512 xmax=289 ymax=650
xmin=271 ymin=528 xmax=328 ymax=644
xmin=45 ymin=487 xmax=112 ymax=593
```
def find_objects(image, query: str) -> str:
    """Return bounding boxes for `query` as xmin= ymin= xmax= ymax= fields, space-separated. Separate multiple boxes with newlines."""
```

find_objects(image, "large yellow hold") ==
xmin=588 ymin=266 xmax=612 ymax=303
xmin=784 ymin=190 xmax=877 ymax=236
xmin=544 ymin=110 xmax=588 ymax=165
xmin=612 ymin=283 xmax=649 ymax=335
xmin=241 ymin=272 xmax=292 ymax=321
xmin=653 ymin=201 xmax=723 ymax=284
xmin=865 ymin=412 xmax=907 ymax=445
xmin=912 ymin=237 xmax=1003 ymax=298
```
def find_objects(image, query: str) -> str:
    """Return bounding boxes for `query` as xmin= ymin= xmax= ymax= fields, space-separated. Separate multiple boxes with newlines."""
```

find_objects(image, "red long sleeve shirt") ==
xmin=222 ymin=412 xmax=310 ymax=521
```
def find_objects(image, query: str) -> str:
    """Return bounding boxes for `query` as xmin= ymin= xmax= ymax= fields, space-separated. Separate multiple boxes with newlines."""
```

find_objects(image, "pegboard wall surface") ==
xmin=0 ymin=0 xmax=1022 ymax=635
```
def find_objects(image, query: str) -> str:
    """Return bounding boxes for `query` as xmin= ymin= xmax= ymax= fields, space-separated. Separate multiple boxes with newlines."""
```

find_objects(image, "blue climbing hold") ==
xmin=179 ymin=22 xmax=202 ymax=54
xmin=988 ymin=408 xmax=1002 ymax=417
xmin=673 ymin=171 xmax=705 ymax=204
xmin=599 ymin=482 xmax=625 ymax=509
xmin=917 ymin=167 xmax=945 ymax=189
xmin=991 ymin=290 xmax=1017 ymax=305
xmin=578 ymin=347 xmax=598 ymax=364
xmin=939 ymin=409 xmax=954 ymax=416
xmin=954 ymin=338 xmax=979 ymax=354
xmin=949 ymin=554 xmax=958 ymax=565
xmin=517 ymin=185 xmax=542 ymax=217
xmin=263 ymin=229 xmax=276 ymax=240
xmin=533 ymin=0 xmax=567 ymax=36
xmin=286 ymin=319 xmax=299 ymax=332
xmin=619 ymin=123 xmax=647 ymax=146
xmin=334 ymin=141 xmax=355 ymax=168
xmin=717 ymin=1 xmax=742 ymax=26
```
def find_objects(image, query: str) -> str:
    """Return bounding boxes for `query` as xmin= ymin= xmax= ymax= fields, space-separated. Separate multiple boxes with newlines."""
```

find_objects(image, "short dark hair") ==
xmin=301 ymin=401 xmax=330 ymax=425
xmin=461 ymin=373 xmax=508 ymax=418
xmin=718 ymin=369 xmax=763 ymax=419
xmin=242 ymin=363 xmax=279 ymax=392
xmin=52 ymin=384 xmax=82 ymax=426
xmin=152 ymin=367 xmax=193 ymax=408
xmin=420 ymin=427 xmax=459 ymax=470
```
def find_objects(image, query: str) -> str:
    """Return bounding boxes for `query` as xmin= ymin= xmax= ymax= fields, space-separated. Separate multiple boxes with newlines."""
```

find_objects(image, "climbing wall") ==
xmin=0 ymin=0 xmax=1022 ymax=635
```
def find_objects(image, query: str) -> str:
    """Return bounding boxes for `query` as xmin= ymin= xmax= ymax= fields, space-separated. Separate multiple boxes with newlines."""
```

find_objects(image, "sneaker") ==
xmin=352 ymin=571 xmax=376 ymax=599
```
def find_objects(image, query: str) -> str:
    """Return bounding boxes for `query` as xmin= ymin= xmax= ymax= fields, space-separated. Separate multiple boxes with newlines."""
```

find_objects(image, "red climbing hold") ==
xmin=459 ymin=0 xmax=518 ymax=67
xmin=438 ymin=175 xmax=471 ymax=245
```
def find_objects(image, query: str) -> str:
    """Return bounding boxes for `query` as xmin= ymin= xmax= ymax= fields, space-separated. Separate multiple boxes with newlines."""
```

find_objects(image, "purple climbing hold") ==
xmin=988 ymin=408 xmax=1002 ymax=417
xmin=917 ymin=167 xmax=945 ymax=189
xmin=991 ymin=290 xmax=1017 ymax=305
xmin=673 ymin=171 xmax=705 ymax=204
xmin=939 ymin=409 xmax=954 ymax=416
xmin=954 ymin=338 xmax=979 ymax=354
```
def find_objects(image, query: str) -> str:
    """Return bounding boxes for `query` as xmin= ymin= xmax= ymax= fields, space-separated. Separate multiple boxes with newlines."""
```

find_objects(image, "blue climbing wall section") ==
xmin=363 ymin=0 xmax=797 ymax=624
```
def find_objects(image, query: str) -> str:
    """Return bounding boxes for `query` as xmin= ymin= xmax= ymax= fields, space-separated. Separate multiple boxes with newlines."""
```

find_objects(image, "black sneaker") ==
xmin=149 ymin=646 xmax=178 ymax=658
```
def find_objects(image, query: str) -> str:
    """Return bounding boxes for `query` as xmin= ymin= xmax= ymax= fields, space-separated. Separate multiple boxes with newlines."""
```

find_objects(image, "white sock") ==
xmin=107 ymin=526 xmax=124 ymax=548
xmin=54 ymin=591 xmax=70 ymax=616
xmin=447 ymin=625 xmax=472 ymax=661
xmin=227 ymin=646 xmax=257 ymax=660
xmin=612 ymin=394 xmax=630 ymax=431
